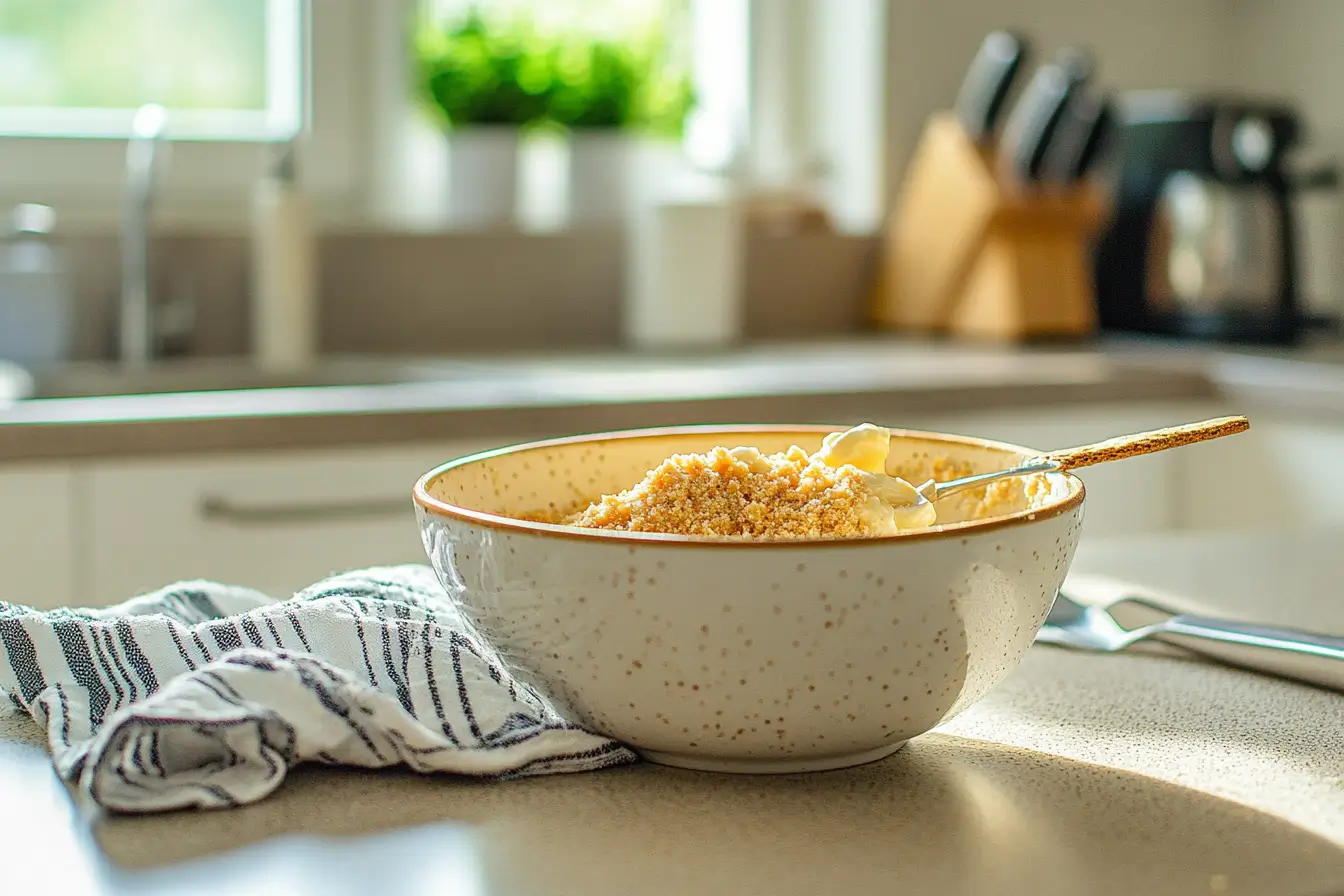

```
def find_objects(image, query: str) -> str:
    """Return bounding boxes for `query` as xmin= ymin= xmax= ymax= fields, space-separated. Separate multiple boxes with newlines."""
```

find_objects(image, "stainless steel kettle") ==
xmin=1146 ymin=171 xmax=1284 ymax=314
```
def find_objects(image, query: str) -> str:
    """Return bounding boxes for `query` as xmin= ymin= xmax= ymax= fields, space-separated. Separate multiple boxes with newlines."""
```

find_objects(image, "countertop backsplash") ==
xmin=48 ymin=229 xmax=878 ymax=361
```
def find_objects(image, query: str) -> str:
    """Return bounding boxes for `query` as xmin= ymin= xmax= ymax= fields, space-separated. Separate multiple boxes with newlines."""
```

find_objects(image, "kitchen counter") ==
xmin=3 ymin=335 xmax=1340 ymax=463
xmin=1 ymin=528 xmax=1341 ymax=896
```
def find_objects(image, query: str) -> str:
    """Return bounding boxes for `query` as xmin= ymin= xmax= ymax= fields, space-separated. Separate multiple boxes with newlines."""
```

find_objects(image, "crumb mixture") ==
xmin=562 ymin=444 xmax=884 ymax=538
xmin=539 ymin=423 xmax=1053 ymax=539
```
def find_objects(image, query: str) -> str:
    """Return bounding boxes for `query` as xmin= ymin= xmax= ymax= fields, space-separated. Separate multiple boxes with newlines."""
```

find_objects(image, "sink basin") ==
xmin=22 ymin=357 xmax=491 ymax=399
xmin=6 ymin=341 xmax=1107 ymax=404
xmin=7 ymin=353 xmax=753 ymax=402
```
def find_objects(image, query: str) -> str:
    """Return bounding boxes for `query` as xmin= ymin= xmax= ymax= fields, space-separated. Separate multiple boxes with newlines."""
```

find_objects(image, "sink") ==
xmin=7 ymin=341 xmax=1106 ymax=404
xmin=14 ymin=349 xmax=880 ymax=401
xmin=7 ymin=353 xmax=730 ymax=402
xmin=23 ymin=357 xmax=489 ymax=399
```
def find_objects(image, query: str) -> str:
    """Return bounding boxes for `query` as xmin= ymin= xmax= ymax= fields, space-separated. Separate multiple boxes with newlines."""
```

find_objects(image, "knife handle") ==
xmin=954 ymin=31 xmax=1030 ymax=145
xmin=1153 ymin=615 xmax=1344 ymax=692
xmin=1042 ymin=90 xmax=1114 ymax=184
xmin=998 ymin=46 xmax=1097 ymax=185
xmin=1054 ymin=45 xmax=1095 ymax=86
xmin=996 ymin=64 xmax=1075 ymax=185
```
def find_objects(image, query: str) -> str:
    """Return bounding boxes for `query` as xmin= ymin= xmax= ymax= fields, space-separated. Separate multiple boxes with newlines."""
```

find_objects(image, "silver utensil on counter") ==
xmin=1037 ymin=591 xmax=1344 ymax=692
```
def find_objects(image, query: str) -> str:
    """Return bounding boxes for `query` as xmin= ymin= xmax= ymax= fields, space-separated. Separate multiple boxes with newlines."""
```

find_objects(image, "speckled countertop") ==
xmin=1 ymin=529 xmax=1342 ymax=896
xmin=6 ymin=335 xmax=1344 ymax=462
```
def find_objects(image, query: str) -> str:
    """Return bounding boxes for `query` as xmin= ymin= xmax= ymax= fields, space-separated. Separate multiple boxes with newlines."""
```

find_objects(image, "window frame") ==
xmin=0 ymin=0 xmax=886 ymax=233
xmin=0 ymin=0 xmax=364 ymax=229
xmin=0 ymin=0 xmax=304 ymax=143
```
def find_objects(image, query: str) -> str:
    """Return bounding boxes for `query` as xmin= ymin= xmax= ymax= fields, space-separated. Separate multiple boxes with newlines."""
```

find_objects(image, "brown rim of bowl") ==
xmin=412 ymin=423 xmax=1086 ymax=548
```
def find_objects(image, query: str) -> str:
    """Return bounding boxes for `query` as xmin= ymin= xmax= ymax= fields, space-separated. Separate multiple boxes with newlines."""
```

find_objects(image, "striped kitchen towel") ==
xmin=0 ymin=565 xmax=637 ymax=813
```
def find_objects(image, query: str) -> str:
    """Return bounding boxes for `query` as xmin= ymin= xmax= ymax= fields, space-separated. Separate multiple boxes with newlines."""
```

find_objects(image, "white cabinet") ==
xmin=80 ymin=439 xmax=501 ymax=605
xmin=6 ymin=398 xmax=1339 ymax=609
xmin=1173 ymin=418 xmax=1344 ymax=532
xmin=904 ymin=400 xmax=1227 ymax=538
xmin=0 ymin=466 xmax=76 ymax=609
xmin=957 ymin=406 xmax=1344 ymax=535
xmin=922 ymin=402 xmax=1344 ymax=538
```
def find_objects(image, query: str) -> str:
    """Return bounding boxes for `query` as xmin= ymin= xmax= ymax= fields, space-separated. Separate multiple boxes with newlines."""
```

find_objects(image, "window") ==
xmin=411 ymin=0 xmax=715 ymax=161
xmin=0 ymin=0 xmax=304 ymax=141
xmin=0 ymin=0 xmax=885 ymax=232
xmin=0 ymin=0 xmax=359 ymax=228
xmin=416 ymin=0 xmax=751 ymax=176
xmin=404 ymin=0 xmax=884 ymax=232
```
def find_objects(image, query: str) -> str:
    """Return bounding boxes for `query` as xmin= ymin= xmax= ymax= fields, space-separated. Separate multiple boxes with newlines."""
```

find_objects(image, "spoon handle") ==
xmin=1045 ymin=415 xmax=1249 ymax=471
xmin=926 ymin=458 xmax=1061 ymax=501
xmin=1150 ymin=615 xmax=1344 ymax=693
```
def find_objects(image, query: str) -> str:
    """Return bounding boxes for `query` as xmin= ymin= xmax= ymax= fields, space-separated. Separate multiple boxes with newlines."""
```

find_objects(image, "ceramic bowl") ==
xmin=413 ymin=425 xmax=1085 ymax=774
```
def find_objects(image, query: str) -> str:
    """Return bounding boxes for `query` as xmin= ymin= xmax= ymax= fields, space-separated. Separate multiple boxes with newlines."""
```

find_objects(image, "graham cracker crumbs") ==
xmin=559 ymin=445 xmax=882 ymax=538
xmin=529 ymin=425 xmax=1056 ymax=539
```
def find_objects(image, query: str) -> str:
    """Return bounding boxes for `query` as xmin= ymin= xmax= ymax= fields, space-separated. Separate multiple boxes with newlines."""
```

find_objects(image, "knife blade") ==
xmin=953 ymin=30 xmax=1030 ymax=146
xmin=996 ymin=47 xmax=1094 ymax=185
xmin=1041 ymin=89 xmax=1114 ymax=183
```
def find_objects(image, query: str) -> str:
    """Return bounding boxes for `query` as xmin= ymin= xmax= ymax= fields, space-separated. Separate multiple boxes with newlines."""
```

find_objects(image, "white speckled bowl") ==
xmin=413 ymin=425 xmax=1085 ymax=774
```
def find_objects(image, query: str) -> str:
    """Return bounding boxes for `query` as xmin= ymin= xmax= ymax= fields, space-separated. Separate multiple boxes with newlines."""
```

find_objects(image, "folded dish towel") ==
xmin=0 ymin=565 xmax=637 ymax=813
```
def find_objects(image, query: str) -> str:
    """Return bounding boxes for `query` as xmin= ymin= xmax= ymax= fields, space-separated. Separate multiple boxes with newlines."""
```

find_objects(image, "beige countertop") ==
xmin=4 ymin=335 xmax=1337 ymax=463
xmin=2 ymin=528 xmax=1342 ymax=896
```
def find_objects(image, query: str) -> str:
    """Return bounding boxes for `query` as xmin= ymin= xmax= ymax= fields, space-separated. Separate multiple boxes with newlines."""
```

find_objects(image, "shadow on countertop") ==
xmin=80 ymin=731 xmax=1344 ymax=896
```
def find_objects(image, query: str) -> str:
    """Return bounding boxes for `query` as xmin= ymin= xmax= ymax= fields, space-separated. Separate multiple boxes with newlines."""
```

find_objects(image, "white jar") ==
xmin=624 ymin=175 xmax=745 ymax=349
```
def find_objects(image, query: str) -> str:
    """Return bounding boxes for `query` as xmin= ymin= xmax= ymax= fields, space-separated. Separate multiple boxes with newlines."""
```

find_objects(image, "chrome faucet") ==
xmin=120 ymin=103 xmax=169 ymax=366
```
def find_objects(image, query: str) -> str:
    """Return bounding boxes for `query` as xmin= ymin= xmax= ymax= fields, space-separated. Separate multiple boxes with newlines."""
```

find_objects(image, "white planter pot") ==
xmin=568 ymin=131 xmax=634 ymax=225
xmin=447 ymin=127 xmax=521 ymax=229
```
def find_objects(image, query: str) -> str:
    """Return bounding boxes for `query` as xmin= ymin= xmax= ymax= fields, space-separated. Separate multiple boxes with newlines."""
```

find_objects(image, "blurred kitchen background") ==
xmin=4 ymin=0 xmax=1344 ymax=607
xmin=5 ymin=0 xmax=1344 ymax=360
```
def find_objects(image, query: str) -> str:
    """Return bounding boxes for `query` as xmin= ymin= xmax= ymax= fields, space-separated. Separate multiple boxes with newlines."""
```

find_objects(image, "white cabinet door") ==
xmin=81 ymin=440 xmax=500 ymax=606
xmin=918 ymin=404 xmax=1344 ymax=536
xmin=0 ymin=466 xmax=76 ymax=610
xmin=1174 ymin=417 xmax=1344 ymax=532
xmin=902 ymin=400 xmax=1228 ymax=538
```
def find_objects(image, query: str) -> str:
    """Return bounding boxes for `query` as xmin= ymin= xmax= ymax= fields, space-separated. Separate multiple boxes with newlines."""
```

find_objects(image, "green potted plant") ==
xmin=545 ymin=25 xmax=695 ymax=224
xmin=415 ymin=9 xmax=555 ymax=228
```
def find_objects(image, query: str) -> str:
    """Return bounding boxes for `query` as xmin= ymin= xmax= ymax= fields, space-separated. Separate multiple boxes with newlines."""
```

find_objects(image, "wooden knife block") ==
xmin=869 ymin=112 xmax=1108 ymax=340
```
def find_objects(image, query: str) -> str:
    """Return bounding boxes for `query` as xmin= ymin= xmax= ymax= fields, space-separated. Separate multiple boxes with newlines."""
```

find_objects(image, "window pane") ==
xmin=423 ymin=0 xmax=672 ymax=37
xmin=0 ymin=0 xmax=300 ymax=140
xmin=416 ymin=0 xmax=698 ymax=142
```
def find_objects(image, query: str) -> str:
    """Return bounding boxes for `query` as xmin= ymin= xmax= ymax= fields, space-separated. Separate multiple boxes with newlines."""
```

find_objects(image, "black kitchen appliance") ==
xmin=1093 ymin=91 xmax=1335 ymax=345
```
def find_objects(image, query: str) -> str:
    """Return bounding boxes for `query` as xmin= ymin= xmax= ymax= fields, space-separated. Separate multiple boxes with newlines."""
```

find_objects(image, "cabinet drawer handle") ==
xmin=198 ymin=495 xmax=410 ymax=525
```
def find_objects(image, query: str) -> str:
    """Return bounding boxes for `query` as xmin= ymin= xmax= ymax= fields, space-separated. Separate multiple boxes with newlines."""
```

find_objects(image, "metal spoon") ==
xmin=914 ymin=415 xmax=1250 ymax=504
